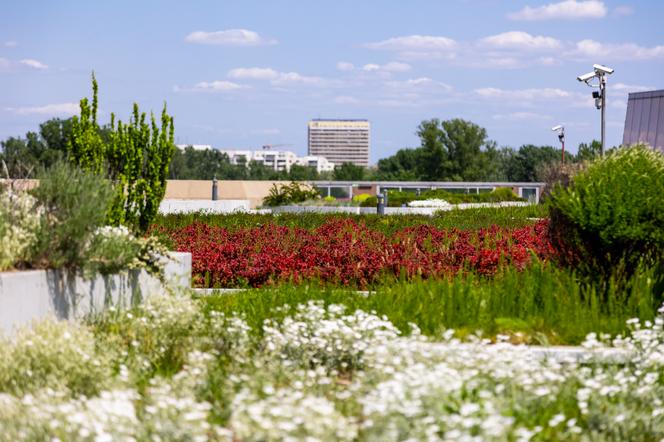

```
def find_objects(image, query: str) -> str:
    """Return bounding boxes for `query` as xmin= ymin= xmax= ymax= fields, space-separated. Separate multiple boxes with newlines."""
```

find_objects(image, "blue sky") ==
xmin=1 ymin=0 xmax=663 ymax=163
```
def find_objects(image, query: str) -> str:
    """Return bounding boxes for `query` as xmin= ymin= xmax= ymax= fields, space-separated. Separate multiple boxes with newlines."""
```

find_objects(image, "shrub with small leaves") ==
xmin=548 ymin=145 xmax=664 ymax=286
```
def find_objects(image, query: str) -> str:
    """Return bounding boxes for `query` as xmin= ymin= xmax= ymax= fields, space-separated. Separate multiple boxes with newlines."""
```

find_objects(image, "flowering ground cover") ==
xmin=1 ymin=292 xmax=663 ymax=441
xmin=157 ymin=217 xmax=552 ymax=288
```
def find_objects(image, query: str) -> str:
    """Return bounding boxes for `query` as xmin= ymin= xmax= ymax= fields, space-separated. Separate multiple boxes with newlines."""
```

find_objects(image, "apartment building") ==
xmin=219 ymin=149 xmax=335 ymax=173
xmin=308 ymin=119 xmax=370 ymax=167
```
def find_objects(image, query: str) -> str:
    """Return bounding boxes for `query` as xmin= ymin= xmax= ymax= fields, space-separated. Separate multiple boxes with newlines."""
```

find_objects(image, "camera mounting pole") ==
xmin=577 ymin=64 xmax=614 ymax=157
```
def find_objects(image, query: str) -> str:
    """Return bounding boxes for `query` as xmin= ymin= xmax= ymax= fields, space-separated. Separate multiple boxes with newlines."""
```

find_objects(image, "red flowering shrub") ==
xmin=156 ymin=219 xmax=552 ymax=288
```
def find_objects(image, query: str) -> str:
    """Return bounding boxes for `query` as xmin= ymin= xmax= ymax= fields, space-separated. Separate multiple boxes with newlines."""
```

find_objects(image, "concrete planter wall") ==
xmin=0 ymin=252 xmax=191 ymax=334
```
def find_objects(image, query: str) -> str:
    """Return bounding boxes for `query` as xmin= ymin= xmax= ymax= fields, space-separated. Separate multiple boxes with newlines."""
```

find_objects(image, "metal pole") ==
xmin=562 ymin=138 xmax=565 ymax=164
xmin=212 ymin=176 xmax=218 ymax=200
xmin=600 ymin=75 xmax=606 ymax=157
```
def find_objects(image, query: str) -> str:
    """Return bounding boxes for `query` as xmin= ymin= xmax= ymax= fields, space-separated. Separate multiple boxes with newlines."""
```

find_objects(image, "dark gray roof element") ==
xmin=623 ymin=89 xmax=664 ymax=152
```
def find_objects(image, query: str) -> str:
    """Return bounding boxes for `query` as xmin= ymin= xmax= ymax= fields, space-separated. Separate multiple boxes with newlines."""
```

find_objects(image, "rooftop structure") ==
xmin=623 ymin=89 xmax=664 ymax=152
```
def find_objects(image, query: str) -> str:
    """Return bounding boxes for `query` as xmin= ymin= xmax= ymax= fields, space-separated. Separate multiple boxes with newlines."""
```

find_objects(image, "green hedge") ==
xmin=548 ymin=145 xmax=664 ymax=288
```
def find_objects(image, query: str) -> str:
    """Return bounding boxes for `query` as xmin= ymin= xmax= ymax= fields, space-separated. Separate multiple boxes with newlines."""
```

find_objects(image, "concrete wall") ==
xmin=165 ymin=180 xmax=289 ymax=208
xmin=0 ymin=252 xmax=191 ymax=335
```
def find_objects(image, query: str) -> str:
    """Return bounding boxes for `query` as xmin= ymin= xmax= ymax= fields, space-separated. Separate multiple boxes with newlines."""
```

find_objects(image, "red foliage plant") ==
xmin=156 ymin=219 xmax=553 ymax=288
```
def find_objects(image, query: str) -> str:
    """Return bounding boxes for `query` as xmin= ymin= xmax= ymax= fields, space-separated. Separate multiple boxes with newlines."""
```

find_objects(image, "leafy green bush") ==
xmin=29 ymin=162 xmax=115 ymax=269
xmin=323 ymin=195 xmax=336 ymax=203
xmin=548 ymin=145 xmax=664 ymax=286
xmin=262 ymin=182 xmax=320 ymax=206
xmin=352 ymin=193 xmax=371 ymax=204
xmin=359 ymin=195 xmax=378 ymax=207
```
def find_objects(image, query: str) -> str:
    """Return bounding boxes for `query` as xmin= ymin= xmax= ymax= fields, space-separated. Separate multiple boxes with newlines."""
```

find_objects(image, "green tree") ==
xmin=333 ymin=162 xmax=365 ymax=181
xmin=506 ymin=144 xmax=564 ymax=182
xmin=439 ymin=118 xmax=488 ymax=180
xmin=68 ymin=73 xmax=175 ymax=232
xmin=416 ymin=119 xmax=448 ymax=180
xmin=577 ymin=140 xmax=602 ymax=162
xmin=375 ymin=148 xmax=421 ymax=180
xmin=288 ymin=164 xmax=319 ymax=181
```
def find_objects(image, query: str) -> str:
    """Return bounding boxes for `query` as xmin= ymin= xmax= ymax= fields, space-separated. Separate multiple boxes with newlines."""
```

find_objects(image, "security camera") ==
xmin=551 ymin=125 xmax=563 ymax=132
xmin=593 ymin=64 xmax=614 ymax=75
xmin=577 ymin=71 xmax=596 ymax=82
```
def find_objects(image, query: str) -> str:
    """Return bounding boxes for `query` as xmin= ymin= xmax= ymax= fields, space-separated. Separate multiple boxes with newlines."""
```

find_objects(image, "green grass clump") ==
xmin=154 ymin=204 xmax=546 ymax=234
xmin=199 ymin=261 xmax=660 ymax=345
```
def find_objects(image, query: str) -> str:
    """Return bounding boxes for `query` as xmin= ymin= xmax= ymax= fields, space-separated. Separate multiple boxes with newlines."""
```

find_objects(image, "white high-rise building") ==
xmin=307 ymin=119 xmax=370 ymax=167
xmin=219 ymin=149 xmax=335 ymax=173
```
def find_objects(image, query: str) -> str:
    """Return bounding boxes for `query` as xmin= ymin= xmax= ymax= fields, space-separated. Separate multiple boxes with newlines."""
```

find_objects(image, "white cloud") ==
xmin=613 ymin=5 xmax=633 ymax=16
xmin=7 ymin=102 xmax=79 ymax=116
xmin=19 ymin=59 xmax=48 ymax=70
xmin=271 ymin=72 xmax=325 ymax=86
xmin=567 ymin=39 xmax=664 ymax=60
xmin=336 ymin=61 xmax=355 ymax=71
xmin=228 ymin=67 xmax=279 ymax=80
xmin=4 ymin=41 xmax=17 ymax=48
xmin=385 ymin=77 xmax=453 ymax=92
xmin=493 ymin=112 xmax=553 ymax=121
xmin=382 ymin=61 xmax=411 ymax=72
xmin=184 ymin=29 xmax=276 ymax=46
xmin=481 ymin=31 xmax=561 ymax=50
xmin=227 ymin=67 xmax=327 ymax=87
xmin=508 ymin=0 xmax=607 ymax=21
xmin=611 ymin=83 xmax=653 ymax=93
xmin=362 ymin=62 xmax=411 ymax=73
xmin=185 ymin=80 xmax=248 ymax=92
xmin=365 ymin=35 xmax=457 ymax=52
xmin=475 ymin=87 xmax=573 ymax=101
xmin=334 ymin=95 xmax=360 ymax=104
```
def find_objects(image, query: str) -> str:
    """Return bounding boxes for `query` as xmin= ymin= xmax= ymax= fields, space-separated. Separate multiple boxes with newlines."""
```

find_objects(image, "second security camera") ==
xmin=577 ymin=71 xmax=596 ymax=82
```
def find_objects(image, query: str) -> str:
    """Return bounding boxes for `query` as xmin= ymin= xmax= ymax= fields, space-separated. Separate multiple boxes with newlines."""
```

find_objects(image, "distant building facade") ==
xmin=219 ymin=149 xmax=335 ymax=173
xmin=308 ymin=119 xmax=370 ymax=167
xmin=623 ymin=89 xmax=664 ymax=152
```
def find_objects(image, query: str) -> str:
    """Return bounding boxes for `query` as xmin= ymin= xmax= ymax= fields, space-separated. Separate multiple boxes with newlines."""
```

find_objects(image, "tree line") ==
xmin=1 ymin=117 xmax=603 ymax=182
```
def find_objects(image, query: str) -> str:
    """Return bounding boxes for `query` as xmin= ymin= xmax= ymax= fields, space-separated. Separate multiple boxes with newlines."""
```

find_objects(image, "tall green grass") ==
xmin=200 ymin=262 xmax=660 ymax=345
xmin=155 ymin=205 xmax=547 ymax=233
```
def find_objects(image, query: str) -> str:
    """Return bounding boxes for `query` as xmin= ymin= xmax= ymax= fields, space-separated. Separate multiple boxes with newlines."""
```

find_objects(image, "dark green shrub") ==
xmin=30 ymin=162 xmax=114 ymax=269
xmin=548 ymin=145 xmax=664 ymax=286
xmin=360 ymin=195 xmax=378 ymax=207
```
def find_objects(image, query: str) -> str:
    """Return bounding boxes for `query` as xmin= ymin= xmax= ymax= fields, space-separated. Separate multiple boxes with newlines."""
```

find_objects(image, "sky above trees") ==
xmin=1 ymin=0 xmax=663 ymax=162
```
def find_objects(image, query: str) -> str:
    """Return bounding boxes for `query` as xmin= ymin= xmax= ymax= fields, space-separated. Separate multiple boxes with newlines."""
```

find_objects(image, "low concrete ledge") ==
xmin=0 ymin=252 xmax=191 ymax=334
xmin=159 ymin=199 xmax=251 ymax=214
xmin=270 ymin=202 xmax=532 ymax=216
